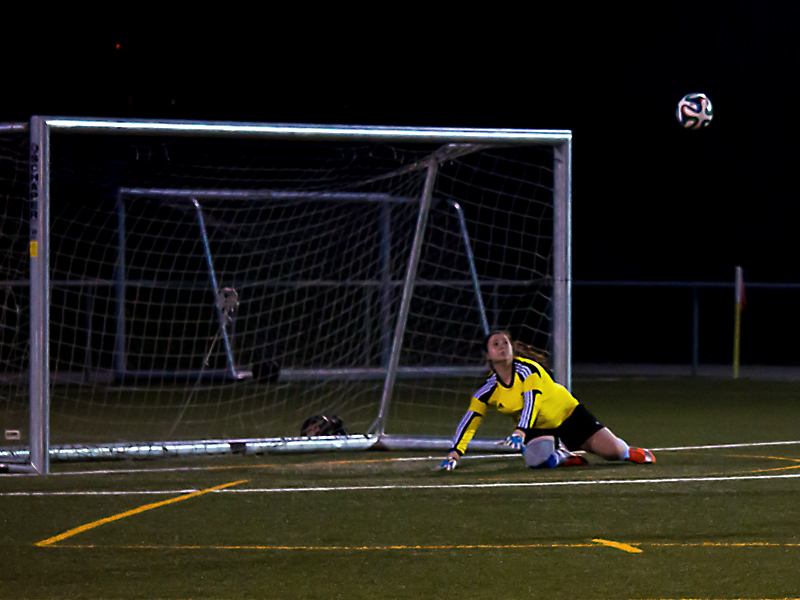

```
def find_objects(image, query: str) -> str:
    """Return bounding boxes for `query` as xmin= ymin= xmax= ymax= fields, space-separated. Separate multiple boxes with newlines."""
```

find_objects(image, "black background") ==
xmin=3 ymin=3 xmax=799 ymax=364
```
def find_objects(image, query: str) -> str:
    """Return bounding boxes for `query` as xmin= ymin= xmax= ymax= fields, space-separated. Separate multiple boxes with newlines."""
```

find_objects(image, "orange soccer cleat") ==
xmin=626 ymin=447 xmax=656 ymax=464
xmin=562 ymin=454 xmax=589 ymax=467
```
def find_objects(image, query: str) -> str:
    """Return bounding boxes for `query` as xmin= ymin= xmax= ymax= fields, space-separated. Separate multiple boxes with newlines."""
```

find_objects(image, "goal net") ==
xmin=11 ymin=119 xmax=571 ymax=473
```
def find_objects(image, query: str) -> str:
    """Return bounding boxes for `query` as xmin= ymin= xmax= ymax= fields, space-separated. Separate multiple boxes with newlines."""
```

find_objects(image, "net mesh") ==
xmin=10 ymin=128 xmax=561 ymax=453
xmin=0 ymin=126 xmax=30 ymax=452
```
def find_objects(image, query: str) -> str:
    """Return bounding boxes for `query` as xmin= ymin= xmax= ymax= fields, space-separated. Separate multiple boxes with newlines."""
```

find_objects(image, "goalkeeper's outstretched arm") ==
xmin=436 ymin=408 xmax=484 ymax=471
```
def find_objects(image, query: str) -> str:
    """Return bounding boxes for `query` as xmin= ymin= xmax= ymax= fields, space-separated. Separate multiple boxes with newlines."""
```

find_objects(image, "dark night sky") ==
xmin=4 ymin=3 xmax=800 ymax=286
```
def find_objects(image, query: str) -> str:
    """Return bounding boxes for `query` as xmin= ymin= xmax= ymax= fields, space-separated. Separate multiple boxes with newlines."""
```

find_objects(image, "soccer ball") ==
xmin=676 ymin=93 xmax=714 ymax=130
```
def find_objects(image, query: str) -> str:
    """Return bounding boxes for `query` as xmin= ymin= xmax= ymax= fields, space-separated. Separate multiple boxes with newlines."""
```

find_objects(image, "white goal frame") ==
xmin=21 ymin=117 xmax=572 ymax=475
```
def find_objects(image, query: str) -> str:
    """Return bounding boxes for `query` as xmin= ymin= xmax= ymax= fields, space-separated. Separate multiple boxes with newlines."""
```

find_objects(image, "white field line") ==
xmin=1 ymin=439 xmax=798 ymax=480
xmin=2 ymin=472 xmax=800 ymax=498
xmin=0 ymin=489 xmax=200 ymax=496
xmin=651 ymin=440 xmax=800 ymax=451
xmin=227 ymin=472 xmax=800 ymax=494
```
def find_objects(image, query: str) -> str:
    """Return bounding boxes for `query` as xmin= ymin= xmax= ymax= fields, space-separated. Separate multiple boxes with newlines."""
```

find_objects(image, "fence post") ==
xmin=691 ymin=286 xmax=699 ymax=376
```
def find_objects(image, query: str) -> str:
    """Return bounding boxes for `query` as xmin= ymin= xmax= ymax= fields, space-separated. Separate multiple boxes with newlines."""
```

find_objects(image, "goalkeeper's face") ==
xmin=485 ymin=333 xmax=513 ymax=365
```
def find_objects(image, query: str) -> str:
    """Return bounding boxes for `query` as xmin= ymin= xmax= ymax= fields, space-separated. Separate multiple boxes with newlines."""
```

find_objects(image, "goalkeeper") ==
xmin=438 ymin=331 xmax=655 ymax=471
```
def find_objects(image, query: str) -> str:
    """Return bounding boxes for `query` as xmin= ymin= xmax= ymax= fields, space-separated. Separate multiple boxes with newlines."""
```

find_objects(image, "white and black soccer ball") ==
xmin=676 ymin=93 xmax=714 ymax=130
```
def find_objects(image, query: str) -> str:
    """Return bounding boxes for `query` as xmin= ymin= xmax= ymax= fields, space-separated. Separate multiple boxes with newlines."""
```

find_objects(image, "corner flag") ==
xmin=735 ymin=266 xmax=746 ymax=310
xmin=733 ymin=266 xmax=745 ymax=378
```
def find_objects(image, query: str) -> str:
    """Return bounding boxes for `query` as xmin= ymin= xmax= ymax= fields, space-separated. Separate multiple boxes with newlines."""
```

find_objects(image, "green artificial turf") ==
xmin=1 ymin=376 xmax=799 ymax=599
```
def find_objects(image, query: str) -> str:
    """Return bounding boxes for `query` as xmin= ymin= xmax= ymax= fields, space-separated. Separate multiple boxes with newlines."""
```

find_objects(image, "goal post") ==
xmin=5 ymin=117 xmax=571 ymax=474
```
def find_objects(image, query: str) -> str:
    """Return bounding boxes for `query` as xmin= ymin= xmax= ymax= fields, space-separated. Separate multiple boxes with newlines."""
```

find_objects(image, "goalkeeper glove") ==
xmin=435 ymin=456 xmax=458 ymax=471
xmin=501 ymin=433 xmax=524 ymax=451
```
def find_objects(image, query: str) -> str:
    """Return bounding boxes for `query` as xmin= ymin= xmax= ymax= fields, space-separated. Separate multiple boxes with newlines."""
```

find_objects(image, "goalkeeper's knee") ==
xmin=523 ymin=436 xmax=560 ymax=469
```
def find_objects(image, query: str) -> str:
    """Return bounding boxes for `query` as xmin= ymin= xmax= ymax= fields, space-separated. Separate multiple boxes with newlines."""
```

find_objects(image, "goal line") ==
xmin=3 ymin=439 xmax=798 ymax=477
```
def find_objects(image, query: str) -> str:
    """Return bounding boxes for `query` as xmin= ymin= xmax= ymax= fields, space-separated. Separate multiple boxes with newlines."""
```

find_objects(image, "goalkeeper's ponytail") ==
xmin=511 ymin=340 xmax=551 ymax=371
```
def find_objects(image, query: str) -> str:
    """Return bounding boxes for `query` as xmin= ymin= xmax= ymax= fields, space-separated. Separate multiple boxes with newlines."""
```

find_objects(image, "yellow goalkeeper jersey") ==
xmin=450 ymin=357 xmax=579 ymax=455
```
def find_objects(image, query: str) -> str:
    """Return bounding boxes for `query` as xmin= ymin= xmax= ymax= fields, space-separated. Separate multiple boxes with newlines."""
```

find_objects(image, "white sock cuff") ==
xmin=619 ymin=440 xmax=631 ymax=460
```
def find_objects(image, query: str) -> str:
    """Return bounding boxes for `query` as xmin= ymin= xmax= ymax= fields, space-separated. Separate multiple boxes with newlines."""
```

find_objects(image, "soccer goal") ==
xmin=4 ymin=118 xmax=571 ymax=474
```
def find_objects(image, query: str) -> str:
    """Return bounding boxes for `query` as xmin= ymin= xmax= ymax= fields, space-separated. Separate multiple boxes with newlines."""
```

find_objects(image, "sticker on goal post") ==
xmin=29 ymin=241 xmax=37 ymax=257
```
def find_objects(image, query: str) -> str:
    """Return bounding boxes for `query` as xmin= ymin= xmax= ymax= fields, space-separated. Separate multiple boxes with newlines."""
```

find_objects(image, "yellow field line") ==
xmin=726 ymin=453 xmax=800 ymax=461
xmin=741 ymin=464 xmax=800 ymax=474
xmin=35 ymin=479 xmax=249 ymax=548
xmin=592 ymin=538 xmax=643 ymax=553
xmin=202 ymin=456 xmax=455 ymax=470
xmin=717 ymin=453 xmax=800 ymax=476
xmin=53 ymin=542 xmax=600 ymax=550
xmin=185 ymin=458 xmax=426 ymax=472
xmin=49 ymin=540 xmax=800 ymax=551
xmin=651 ymin=541 xmax=800 ymax=548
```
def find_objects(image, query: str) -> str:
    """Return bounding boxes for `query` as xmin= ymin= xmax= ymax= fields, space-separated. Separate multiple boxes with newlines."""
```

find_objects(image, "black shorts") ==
xmin=524 ymin=404 xmax=604 ymax=451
